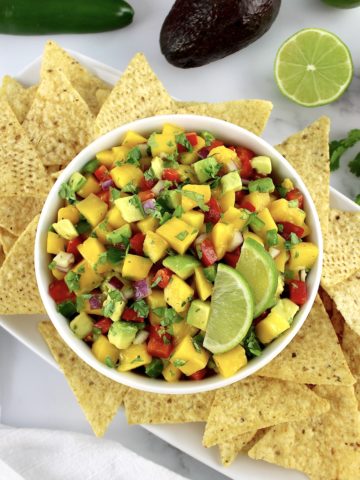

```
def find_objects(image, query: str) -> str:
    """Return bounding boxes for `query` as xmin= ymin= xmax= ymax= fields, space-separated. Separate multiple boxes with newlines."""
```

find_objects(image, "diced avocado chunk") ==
xmin=69 ymin=172 xmax=87 ymax=192
xmin=108 ymin=321 xmax=138 ymax=350
xmin=221 ymin=171 xmax=242 ymax=194
xmin=70 ymin=312 xmax=93 ymax=339
xmin=106 ymin=224 xmax=132 ymax=245
xmin=250 ymin=156 xmax=272 ymax=175
xmin=163 ymin=254 xmax=200 ymax=280
xmin=271 ymin=298 xmax=299 ymax=325
xmin=248 ymin=178 xmax=275 ymax=193
xmin=115 ymin=195 xmax=144 ymax=222
xmin=203 ymin=265 xmax=217 ymax=283
xmin=193 ymin=157 xmax=220 ymax=183
xmin=186 ymin=300 xmax=211 ymax=330
xmin=103 ymin=294 xmax=126 ymax=322
xmin=52 ymin=219 xmax=78 ymax=240
xmin=164 ymin=190 xmax=181 ymax=209
xmin=151 ymin=156 xmax=164 ymax=180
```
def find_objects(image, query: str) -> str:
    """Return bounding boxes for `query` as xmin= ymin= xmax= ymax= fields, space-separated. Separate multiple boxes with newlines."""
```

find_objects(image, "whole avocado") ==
xmin=160 ymin=0 xmax=281 ymax=68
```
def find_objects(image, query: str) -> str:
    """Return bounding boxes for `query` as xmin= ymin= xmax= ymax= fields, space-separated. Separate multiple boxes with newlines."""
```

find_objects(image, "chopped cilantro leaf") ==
xmin=173 ymin=359 xmax=187 ymax=368
xmin=175 ymin=230 xmax=189 ymax=241
xmin=349 ymin=152 xmax=360 ymax=177
xmin=106 ymin=247 xmax=124 ymax=264
xmin=355 ymin=194 xmax=360 ymax=205
xmin=266 ymin=229 xmax=278 ymax=247
xmin=175 ymin=133 xmax=193 ymax=152
xmin=105 ymin=356 xmax=115 ymax=368
xmin=180 ymin=189 xmax=209 ymax=212
xmin=153 ymin=307 xmax=181 ymax=327
xmin=201 ymin=131 xmax=215 ymax=147
xmin=132 ymin=299 xmax=149 ymax=318
xmin=126 ymin=146 xmax=141 ymax=166
xmin=276 ymin=185 xmax=288 ymax=198
xmin=48 ymin=260 xmax=56 ymax=270
xmin=173 ymin=205 xmax=184 ymax=218
xmin=285 ymin=232 xmax=302 ymax=250
xmin=192 ymin=334 xmax=204 ymax=353
xmin=129 ymin=194 xmax=145 ymax=216
xmin=330 ymin=129 xmax=360 ymax=171
xmin=59 ymin=182 xmax=76 ymax=203
xmin=210 ymin=176 xmax=221 ymax=189
xmin=145 ymin=358 xmax=164 ymax=378
xmin=204 ymin=159 xmax=221 ymax=179
xmin=122 ymin=181 xmax=138 ymax=194
xmin=64 ymin=271 xmax=80 ymax=292
xmin=144 ymin=168 xmax=156 ymax=181
xmin=242 ymin=327 xmax=262 ymax=357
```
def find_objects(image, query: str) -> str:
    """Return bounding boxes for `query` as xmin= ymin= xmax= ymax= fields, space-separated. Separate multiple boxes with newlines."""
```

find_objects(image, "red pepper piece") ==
xmin=151 ymin=268 xmax=173 ymax=289
xmin=49 ymin=280 xmax=76 ymax=304
xmin=94 ymin=165 xmax=111 ymax=183
xmin=190 ymin=368 xmax=207 ymax=380
xmin=93 ymin=317 xmax=112 ymax=335
xmin=139 ymin=175 xmax=156 ymax=191
xmin=162 ymin=168 xmax=181 ymax=183
xmin=199 ymin=239 xmax=217 ymax=267
xmin=223 ymin=246 xmax=241 ymax=269
xmin=147 ymin=325 xmax=174 ymax=358
xmin=66 ymin=237 xmax=82 ymax=257
xmin=235 ymin=146 xmax=255 ymax=179
xmin=240 ymin=200 xmax=256 ymax=212
xmin=286 ymin=188 xmax=304 ymax=209
xmin=96 ymin=190 xmax=110 ymax=205
xmin=204 ymin=197 xmax=221 ymax=224
xmin=279 ymin=222 xmax=304 ymax=240
xmin=122 ymin=308 xmax=145 ymax=322
xmin=130 ymin=233 xmax=145 ymax=256
xmin=209 ymin=139 xmax=224 ymax=149
xmin=177 ymin=132 xmax=198 ymax=153
xmin=289 ymin=280 xmax=307 ymax=306
xmin=235 ymin=190 xmax=246 ymax=205
xmin=138 ymin=190 xmax=155 ymax=202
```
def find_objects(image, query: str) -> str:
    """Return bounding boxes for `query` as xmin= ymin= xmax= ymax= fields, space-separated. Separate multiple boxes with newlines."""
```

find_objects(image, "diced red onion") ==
xmin=151 ymin=180 xmax=165 ymax=196
xmin=241 ymin=178 xmax=250 ymax=185
xmin=195 ymin=233 xmax=208 ymax=245
xmin=133 ymin=330 xmax=149 ymax=345
xmin=228 ymin=231 xmax=243 ymax=252
xmin=101 ymin=178 xmax=114 ymax=191
xmin=134 ymin=279 xmax=151 ymax=300
xmin=197 ymin=147 xmax=209 ymax=159
xmin=108 ymin=276 xmax=123 ymax=290
xmin=269 ymin=247 xmax=281 ymax=259
xmin=89 ymin=295 xmax=103 ymax=310
xmin=227 ymin=160 xmax=238 ymax=172
xmin=143 ymin=198 xmax=156 ymax=214
xmin=55 ymin=265 xmax=71 ymax=273
xmin=121 ymin=284 xmax=135 ymax=300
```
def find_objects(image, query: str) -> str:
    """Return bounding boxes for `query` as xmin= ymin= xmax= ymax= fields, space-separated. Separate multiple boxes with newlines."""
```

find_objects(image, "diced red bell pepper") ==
xmin=151 ymin=268 xmax=173 ymax=289
xmin=235 ymin=190 xmax=246 ymax=205
xmin=199 ymin=239 xmax=217 ymax=267
xmin=66 ymin=237 xmax=82 ymax=257
xmin=96 ymin=190 xmax=110 ymax=205
xmin=138 ymin=190 xmax=155 ymax=202
xmin=204 ymin=197 xmax=221 ymax=224
xmin=139 ymin=176 xmax=156 ymax=191
xmin=147 ymin=325 xmax=174 ymax=358
xmin=289 ymin=280 xmax=307 ymax=306
xmin=236 ymin=146 xmax=255 ymax=179
xmin=49 ymin=280 xmax=76 ymax=304
xmin=130 ymin=233 xmax=145 ymax=256
xmin=279 ymin=222 xmax=304 ymax=240
xmin=162 ymin=168 xmax=181 ymax=183
xmin=223 ymin=246 xmax=241 ymax=269
xmin=177 ymin=132 xmax=198 ymax=153
xmin=240 ymin=200 xmax=256 ymax=212
xmin=190 ymin=368 xmax=207 ymax=380
xmin=122 ymin=308 xmax=145 ymax=322
xmin=209 ymin=139 xmax=224 ymax=149
xmin=286 ymin=188 xmax=304 ymax=209
xmin=93 ymin=317 xmax=112 ymax=335
xmin=94 ymin=165 xmax=111 ymax=183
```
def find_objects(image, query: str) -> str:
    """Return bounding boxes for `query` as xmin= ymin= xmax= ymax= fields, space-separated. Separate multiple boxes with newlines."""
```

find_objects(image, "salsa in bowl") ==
xmin=35 ymin=115 xmax=322 ymax=394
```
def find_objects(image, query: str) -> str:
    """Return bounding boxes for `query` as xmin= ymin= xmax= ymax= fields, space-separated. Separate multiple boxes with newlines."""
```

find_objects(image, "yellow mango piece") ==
xmin=156 ymin=217 xmax=198 ymax=255
xmin=244 ymin=192 xmax=271 ymax=212
xmin=147 ymin=289 xmax=166 ymax=309
xmin=77 ymin=175 xmax=101 ymax=198
xmin=107 ymin=206 xmax=126 ymax=229
xmin=282 ymin=178 xmax=294 ymax=191
xmin=162 ymin=123 xmax=184 ymax=135
xmin=209 ymin=145 xmax=237 ymax=165
xmin=112 ymin=145 xmax=130 ymax=163
xmin=301 ymin=223 xmax=311 ymax=238
xmin=250 ymin=207 xmax=277 ymax=240
xmin=77 ymin=237 xmax=111 ymax=274
xmin=181 ymin=184 xmax=211 ymax=211
xmin=164 ymin=275 xmax=194 ymax=313
xmin=172 ymin=320 xmax=198 ymax=345
xmin=110 ymin=164 xmax=143 ymax=189
xmin=222 ymin=207 xmax=249 ymax=231
xmin=93 ymin=219 xmax=113 ymax=244
xmin=96 ymin=149 xmax=115 ymax=168
xmin=92 ymin=335 xmax=119 ymax=365
xmin=163 ymin=363 xmax=182 ymax=382
xmin=243 ymin=231 xmax=264 ymax=246
xmin=219 ymin=190 xmax=235 ymax=212
xmin=170 ymin=335 xmax=209 ymax=376
xmin=115 ymin=196 xmax=144 ymax=223
xmin=118 ymin=343 xmax=152 ymax=372
xmin=51 ymin=268 xmax=66 ymax=280
xmin=122 ymin=254 xmax=153 ymax=281
xmin=47 ymin=231 xmax=65 ymax=254
xmin=256 ymin=311 xmax=290 ymax=344
xmin=57 ymin=205 xmax=80 ymax=224
xmin=275 ymin=249 xmax=289 ymax=273
xmin=76 ymin=193 xmax=108 ymax=227
xmin=288 ymin=242 xmax=319 ymax=271
xmin=72 ymin=260 xmax=102 ymax=294
xmin=177 ymin=164 xmax=198 ymax=183
xmin=181 ymin=211 xmax=204 ymax=230
xmin=52 ymin=219 xmax=78 ymax=240
xmin=213 ymin=345 xmax=247 ymax=377
xmin=211 ymin=222 xmax=234 ymax=259
xmin=137 ymin=215 xmax=159 ymax=234
xmin=143 ymin=231 xmax=169 ymax=263
xmin=122 ymin=130 xmax=147 ymax=147
xmin=269 ymin=199 xmax=306 ymax=226
xmin=194 ymin=267 xmax=213 ymax=301
xmin=149 ymin=133 xmax=177 ymax=156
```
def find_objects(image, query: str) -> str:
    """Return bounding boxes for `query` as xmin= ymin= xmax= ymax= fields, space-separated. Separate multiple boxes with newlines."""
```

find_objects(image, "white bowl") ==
xmin=35 ymin=114 xmax=323 ymax=395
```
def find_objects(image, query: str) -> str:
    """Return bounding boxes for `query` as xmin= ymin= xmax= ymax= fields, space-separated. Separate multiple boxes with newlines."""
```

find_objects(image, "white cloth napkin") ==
xmin=0 ymin=425 xmax=191 ymax=480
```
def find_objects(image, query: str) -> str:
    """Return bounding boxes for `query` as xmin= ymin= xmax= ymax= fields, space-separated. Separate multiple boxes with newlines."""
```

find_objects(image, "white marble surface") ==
xmin=0 ymin=1 xmax=359 ymax=479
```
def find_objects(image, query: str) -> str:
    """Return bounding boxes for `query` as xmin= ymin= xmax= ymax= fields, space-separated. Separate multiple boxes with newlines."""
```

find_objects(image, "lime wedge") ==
xmin=274 ymin=28 xmax=353 ymax=107
xmin=203 ymin=264 xmax=254 ymax=354
xmin=236 ymin=238 xmax=278 ymax=318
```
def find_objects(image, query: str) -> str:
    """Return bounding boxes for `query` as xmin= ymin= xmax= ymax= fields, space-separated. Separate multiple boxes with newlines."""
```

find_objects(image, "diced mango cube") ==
xmin=162 ymin=363 xmax=182 ymax=382
xmin=219 ymin=190 xmax=235 ymax=212
xmin=222 ymin=207 xmax=249 ymax=231
xmin=288 ymin=242 xmax=319 ymax=271
xmin=118 ymin=343 xmax=152 ymax=372
xmin=209 ymin=146 xmax=237 ymax=166
xmin=170 ymin=335 xmax=209 ymax=376
xmin=137 ymin=216 xmax=159 ymax=234
xmin=164 ymin=275 xmax=194 ymax=313
xmin=112 ymin=145 xmax=130 ymax=163
xmin=122 ymin=254 xmax=153 ymax=281
xmin=211 ymin=222 xmax=234 ymax=259
xmin=162 ymin=123 xmax=184 ymax=135
xmin=72 ymin=260 xmax=102 ymax=294
xmin=194 ymin=267 xmax=213 ymax=301
xmin=282 ymin=178 xmax=294 ymax=191
xmin=244 ymin=192 xmax=271 ymax=212
xmin=96 ymin=150 xmax=115 ymax=168
xmin=172 ymin=320 xmax=198 ymax=345
xmin=76 ymin=193 xmax=108 ymax=227
xmin=115 ymin=196 xmax=144 ymax=223
xmin=181 ymin=211 xmax=204 ymax=230
xmin=110 ymin=164 xmax=143 ymax=189
xmin=269 ymin=199 xmax=306 ymax=226
xmin=250 ymin=207 xmax=277 ymax=240
xmin=47 ymin=231 xmax=65 ymax=254
xmin=107 ymin=206 xmax=126 ymax=229
xmin=147 ymin=289 xmax=166 ymax=309
xmin=213 ymin=345 xmax=247 ymax=377
xmin=143 ymin=231 xmax=169 ymax=263
xmin=77 ymin=237 xmax=111 ymax=274
xmin=51 ymin=268 xmax=66 ymax=280
xmin=52 ymin=219 xmax=78 ymax=240
xmin=93 ymin=219 xmax=113 ymax=244
xmin=77 ymin=175 xmax=101 ymax=198
xmin=122 ymin=130 xmax=147 ymax=147
xmin=149 ymin=133 xmax=177 ymax=156
xmin=255 ymin=311 xmax=290 ymax=344
xmin=181 ymin=184 xmax=211 ymax=211
xmin=92 ymin=335 xmax=119 ymax=365
xmin=57 ymin=205 xmax=80 ymax=224
xmin=156 ymin=217 xmax=198 ymax=255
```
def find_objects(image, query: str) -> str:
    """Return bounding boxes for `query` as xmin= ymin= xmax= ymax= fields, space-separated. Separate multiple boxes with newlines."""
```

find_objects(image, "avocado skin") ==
xmin=160 ymin=0 xmax=281 ymax=68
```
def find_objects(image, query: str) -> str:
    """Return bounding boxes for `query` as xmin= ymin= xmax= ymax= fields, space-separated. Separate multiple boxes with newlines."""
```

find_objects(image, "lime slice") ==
xmin=203 ymin=264 xmax=254 ymax=354
xmin=274 ymin=28 xmax=353 ymax=107
xmin=236 ymin=237 xmax=278 ymax=318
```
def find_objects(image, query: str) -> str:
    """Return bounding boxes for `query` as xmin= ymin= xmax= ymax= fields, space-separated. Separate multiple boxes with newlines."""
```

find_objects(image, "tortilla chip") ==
xmin=176 ymin=99 xmax=273 ymax=136
xmin=321 ymin=209 xmax=360 ymax=289
xmin=218 ymin=430 xmax=258 ymax=466
xmin=276 ymin=117 xmax=330 ymax=239
xmin=41 ymin=40 xmax=110 ymax=115
xmin=257 ymin=296 xmax=354 ymax=385
xmin=39 ymin=321 xmax=127 ymax=436
xmin=318 ymin=286 xmax=333 ymax=318
xmin=0 ymin=248 xmax=4 ymax=268
xmin=342 ymin=324 xmax=360 ymax=407
xmin=124 ymin=389 xmax=215 ymax=424
xmin=51 ymin=169 xmax=65 ymax=181
xmin=0 ymin=228 xmax=17 ymax=255
xmin=1 ymin=76 xmax=37 ymax=123
xmin=325 ymin=271 xmax=360 ymax=336
xmin=0 ymin=196 xmax=46 ymax=236
xmin=23 ymin=70 xmax=94 ymax=167
xmin=202 ymin=377 xmax=329 ymax=447
xmin=95 ymin=53 xmax=175 ymax=137
xmin=0 ymin=96 xmax=51 ymax=196
xmin=96 ymin=88 xmax=111 ymax=109
xmin=248 ymin=385 xmax=360 ymax=480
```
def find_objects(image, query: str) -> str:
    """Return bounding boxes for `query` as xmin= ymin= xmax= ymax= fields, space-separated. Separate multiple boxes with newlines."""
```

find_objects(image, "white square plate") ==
xmin=1 ymin=51 xmax=359 ymax=480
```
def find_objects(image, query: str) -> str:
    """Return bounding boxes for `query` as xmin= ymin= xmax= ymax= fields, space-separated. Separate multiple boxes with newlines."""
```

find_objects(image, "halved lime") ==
xmin=274 ymin=28 xmax=353 ymax=107
xmin=236 ymin=238 xmax=278 ymax=318
xmin=203 ymin=264 xmax=254 ymax=354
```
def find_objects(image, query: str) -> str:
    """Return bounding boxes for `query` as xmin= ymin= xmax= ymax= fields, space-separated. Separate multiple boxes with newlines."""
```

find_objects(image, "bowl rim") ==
xmin=35 ymin=114 xmax=323 ymax=395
